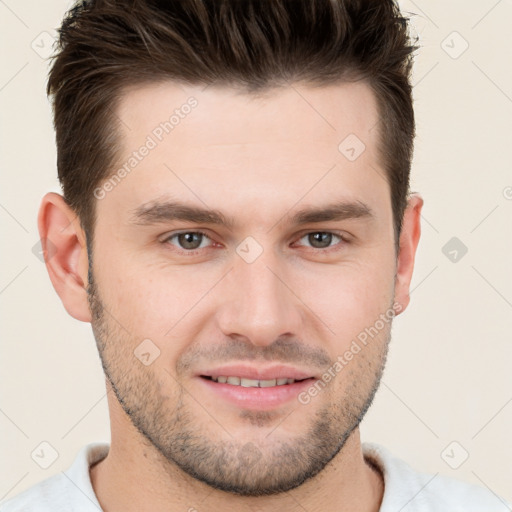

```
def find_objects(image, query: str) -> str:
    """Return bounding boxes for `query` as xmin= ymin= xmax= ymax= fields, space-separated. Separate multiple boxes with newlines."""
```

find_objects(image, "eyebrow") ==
xmin=130 ymin=199 xmax=374 ymax=229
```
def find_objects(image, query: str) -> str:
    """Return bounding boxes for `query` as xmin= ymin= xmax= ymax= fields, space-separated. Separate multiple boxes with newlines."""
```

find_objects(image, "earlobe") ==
xmin=37 ymin=192 xmax=92 ymax=322
xmin=394 ymin=193 xmax=424 ymax=315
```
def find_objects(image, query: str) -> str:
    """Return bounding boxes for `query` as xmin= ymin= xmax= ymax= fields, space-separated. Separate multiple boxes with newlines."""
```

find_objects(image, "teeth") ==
xmin=241 ymin=378 xmax=259 ymax=387
xmin=212 ymin=376 xmax=297 ymax=387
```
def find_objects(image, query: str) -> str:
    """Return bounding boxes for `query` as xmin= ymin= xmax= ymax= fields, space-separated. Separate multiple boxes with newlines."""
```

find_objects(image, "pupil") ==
xmin=177 ymin=233 xmax=332 ymax=250
xmin=180 ymin=232 xmax=201 ymax=249
xmin=310 ymin=232 xmax=331 ymax=248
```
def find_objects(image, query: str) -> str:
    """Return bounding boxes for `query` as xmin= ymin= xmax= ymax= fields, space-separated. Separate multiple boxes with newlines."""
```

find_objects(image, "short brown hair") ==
xmin=47 ymin=0 xmax=418 ymax=253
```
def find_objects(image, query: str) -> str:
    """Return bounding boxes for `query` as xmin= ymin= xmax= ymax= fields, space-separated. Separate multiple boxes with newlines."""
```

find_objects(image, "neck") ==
xmin=90 ymin=423 xmax=384 ymax=512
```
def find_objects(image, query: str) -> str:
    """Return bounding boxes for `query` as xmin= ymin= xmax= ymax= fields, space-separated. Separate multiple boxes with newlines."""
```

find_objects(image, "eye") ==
xmin=295 ymin=231 xmax=347 ymax=250
xmin=163 ymin=231 xmax=214 ymax=251
xmin=160 ymin=229 xmax=348 ymax=255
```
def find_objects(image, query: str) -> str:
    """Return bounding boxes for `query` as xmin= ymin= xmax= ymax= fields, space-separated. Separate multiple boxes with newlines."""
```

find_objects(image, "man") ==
xmin=1 ymin=0 xmax=510 ymax=511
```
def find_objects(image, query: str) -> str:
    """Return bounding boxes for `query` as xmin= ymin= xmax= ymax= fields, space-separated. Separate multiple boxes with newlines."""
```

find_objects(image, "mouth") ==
xmin=196 ymin=366 xmax=318 ymax=410
xmin=200 ymin=375 xmax=313 ymax=387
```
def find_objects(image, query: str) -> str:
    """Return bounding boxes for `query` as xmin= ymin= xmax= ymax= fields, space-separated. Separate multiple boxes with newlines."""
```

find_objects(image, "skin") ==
xmin=39 ymin=80 xmax=423 ymax=512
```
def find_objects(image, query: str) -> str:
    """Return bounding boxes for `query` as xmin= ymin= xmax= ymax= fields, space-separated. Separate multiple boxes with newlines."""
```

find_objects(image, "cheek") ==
xmin=96 ymin=255 xmax=219 ymax=342
xmin=289 ymin=257 xmax=395 ymax=337
xmin=94 ymin=230 xmax=395 ymax=347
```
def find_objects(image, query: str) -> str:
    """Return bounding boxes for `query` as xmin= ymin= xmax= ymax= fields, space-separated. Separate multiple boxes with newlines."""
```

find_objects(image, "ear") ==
xmin=394 ymin=193 xmax=424 ymax=315
xmin=37 ymin=192 xmax=92 ymax=322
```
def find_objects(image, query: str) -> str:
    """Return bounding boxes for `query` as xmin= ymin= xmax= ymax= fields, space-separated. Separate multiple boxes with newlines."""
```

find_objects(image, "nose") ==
xmin=215 ymin=250 xmax=303 ymax=347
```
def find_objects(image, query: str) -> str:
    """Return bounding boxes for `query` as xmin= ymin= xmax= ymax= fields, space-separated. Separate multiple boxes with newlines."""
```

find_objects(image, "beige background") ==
xmin=1 ymin=0 xmax=511 ymax=505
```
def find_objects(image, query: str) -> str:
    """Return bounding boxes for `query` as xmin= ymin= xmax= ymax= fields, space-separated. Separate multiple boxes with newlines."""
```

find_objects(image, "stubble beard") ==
xmin=87 ymin=269 xmax=390 ymax=496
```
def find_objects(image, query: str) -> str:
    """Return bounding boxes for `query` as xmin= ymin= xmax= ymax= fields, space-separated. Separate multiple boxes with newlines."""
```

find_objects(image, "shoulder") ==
xmin=362 ymin=442 xmax=512 ymax=512
xmin=0 ymin=442 xmax=109 ymax=512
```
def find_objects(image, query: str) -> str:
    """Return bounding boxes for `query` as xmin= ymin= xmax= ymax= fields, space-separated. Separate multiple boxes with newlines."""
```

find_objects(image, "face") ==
xmin=87 ymin=81 xmax=402 ymax=496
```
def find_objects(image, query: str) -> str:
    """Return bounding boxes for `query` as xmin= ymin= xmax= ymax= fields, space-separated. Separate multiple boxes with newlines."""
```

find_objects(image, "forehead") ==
xmin=116 ymin=80 xmax=380 ymax=150
xmin=102 ymin=80 xmax=388 ymax=227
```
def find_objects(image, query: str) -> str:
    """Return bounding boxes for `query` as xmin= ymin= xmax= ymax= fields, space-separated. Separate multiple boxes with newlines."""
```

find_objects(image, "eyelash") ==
xmin=161 ymin=230 xmax=349 ymax=255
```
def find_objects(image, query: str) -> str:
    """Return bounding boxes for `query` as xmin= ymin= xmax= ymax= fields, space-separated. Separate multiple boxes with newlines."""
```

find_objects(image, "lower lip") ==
xmin=197 ymin=377 xmax=316 ymax=410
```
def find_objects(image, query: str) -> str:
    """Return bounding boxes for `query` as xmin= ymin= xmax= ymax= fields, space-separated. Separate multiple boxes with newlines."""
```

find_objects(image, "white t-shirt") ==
xmin=1 ymin=442 xmax=510 ymax=511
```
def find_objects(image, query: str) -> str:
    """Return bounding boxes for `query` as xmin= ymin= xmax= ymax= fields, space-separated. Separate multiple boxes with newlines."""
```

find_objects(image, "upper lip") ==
xmin=198 ymin=364 xmax=315 ymax=381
